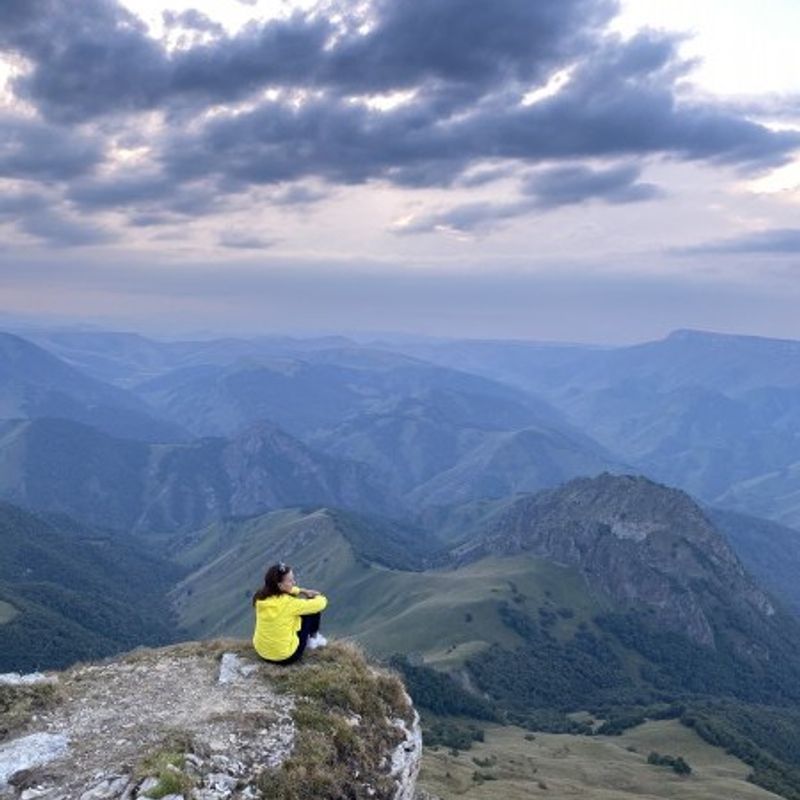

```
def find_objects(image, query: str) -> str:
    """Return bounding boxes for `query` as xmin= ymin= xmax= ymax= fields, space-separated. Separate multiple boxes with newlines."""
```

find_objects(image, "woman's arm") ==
xmin=289 ymin=593 xmax=328 ymax=615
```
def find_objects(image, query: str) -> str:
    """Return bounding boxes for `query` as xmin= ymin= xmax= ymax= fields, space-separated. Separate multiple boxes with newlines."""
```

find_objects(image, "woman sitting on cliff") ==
xmin=252 ymin=562 xmax=328 ymax=665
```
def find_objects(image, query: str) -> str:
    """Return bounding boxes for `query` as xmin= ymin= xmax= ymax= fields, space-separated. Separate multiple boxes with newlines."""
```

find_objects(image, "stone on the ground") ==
xmin=0 ymin=734 xmax=69 ymax=789
xmin=217 ymin=653 xmax=257 ymax=685
xmin=0 ymin=674 xmax=56 ymax=687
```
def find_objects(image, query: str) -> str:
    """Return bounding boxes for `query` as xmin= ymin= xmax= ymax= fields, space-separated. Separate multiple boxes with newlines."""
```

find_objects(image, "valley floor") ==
xmin=418 ymin=719 xmax=781 ymax=799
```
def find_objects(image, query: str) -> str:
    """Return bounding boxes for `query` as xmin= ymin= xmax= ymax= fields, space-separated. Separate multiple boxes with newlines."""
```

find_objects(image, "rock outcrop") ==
xmin=0 ymin=641 xmax=421 ymax=800
xmin=455 ymin=473 xmax=776 ymax=648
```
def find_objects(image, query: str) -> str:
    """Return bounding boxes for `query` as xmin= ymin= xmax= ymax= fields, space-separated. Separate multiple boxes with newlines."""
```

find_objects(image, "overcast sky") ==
xmin=1 ymin=0 xmax=799 ymax=343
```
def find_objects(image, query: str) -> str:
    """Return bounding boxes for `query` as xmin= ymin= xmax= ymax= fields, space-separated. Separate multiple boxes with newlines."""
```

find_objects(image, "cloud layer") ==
xmin=1 ymin=0 xmax=798 ymax=247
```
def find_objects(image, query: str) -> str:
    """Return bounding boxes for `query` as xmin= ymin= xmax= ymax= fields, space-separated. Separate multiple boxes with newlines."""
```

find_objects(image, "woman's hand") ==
xmin=299 ymin=589 xmax=321 ymax=598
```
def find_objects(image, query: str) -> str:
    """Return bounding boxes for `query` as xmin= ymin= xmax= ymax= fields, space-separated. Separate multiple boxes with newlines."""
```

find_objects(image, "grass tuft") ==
xmin=0 ymin=682 xmax=62 ymax=742
xmin=258 ymin=641 xmax=414 ymax=800
xmin=135 ymin=731 xmax=196 ymax=799
xmin=268 ymin=641 xmax=412 ymax=722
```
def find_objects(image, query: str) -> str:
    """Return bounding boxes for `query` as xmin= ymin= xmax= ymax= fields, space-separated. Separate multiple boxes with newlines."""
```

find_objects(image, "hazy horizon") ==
xmin=5 ymin=311 xmax=800 ymax=350
xmin=3 ymin=0 xmax=799 ymax=343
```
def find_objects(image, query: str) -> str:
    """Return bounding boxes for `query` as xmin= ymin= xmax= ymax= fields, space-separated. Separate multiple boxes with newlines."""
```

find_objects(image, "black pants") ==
xmin=273 ymin=612 xmax=321 ymax=666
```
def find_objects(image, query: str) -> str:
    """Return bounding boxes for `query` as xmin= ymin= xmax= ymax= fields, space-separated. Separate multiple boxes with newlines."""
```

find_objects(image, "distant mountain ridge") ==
xmin=20 ymin=329 xmax=362 ymax=386
xmin=8 ymin=325 xmax=800 ymax=528
xmin=0 ymin=332 xmax=187 ymax=442
xmin=392 ymin=328 xmax=800 ymax=395
xmin=0 ymin=329 xmax=632 ymax=528
xmin=131 ymin=345 xmax=565 ymax=440
xmin=0 ymin=417 xmax=396 ymax=533
xmin=405 ymin=425 xmax=625 ymax=509
xmin=309 ymin=388 xmax=626 ymax=503
xmin=386 ymin=329 xmax=800 ymax=528
xmin=708 ymin=505 xmax=800 ymax=617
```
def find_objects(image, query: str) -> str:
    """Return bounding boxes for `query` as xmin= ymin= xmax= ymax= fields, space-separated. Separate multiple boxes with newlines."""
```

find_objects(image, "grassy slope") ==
xmin=346 ymin=555 xmax=605 ymax=665
xmin=171 ymin=507 xmax=607 ymax=665
xmin=171 ymin=508 xmax=364 ymax=636
xmin=419 ymin=720 xmax=781 ymax=800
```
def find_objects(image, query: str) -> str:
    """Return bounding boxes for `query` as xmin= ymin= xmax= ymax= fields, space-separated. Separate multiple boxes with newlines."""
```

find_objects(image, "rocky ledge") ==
xmin=0 ymin=640 xmax=421 ymax=800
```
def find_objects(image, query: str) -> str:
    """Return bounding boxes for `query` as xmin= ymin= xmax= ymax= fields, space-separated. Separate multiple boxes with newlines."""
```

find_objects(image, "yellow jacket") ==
xmin=252 ymin=587 xmax=328 ymax=661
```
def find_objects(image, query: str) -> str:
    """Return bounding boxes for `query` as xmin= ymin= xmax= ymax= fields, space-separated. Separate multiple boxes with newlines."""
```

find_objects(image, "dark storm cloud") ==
xmin=399 ymin=162 xmax=662 ymax=233
xmin=155 ymin=29 xmax=799 ymax=199
xmin=0 ymin=0 xmax=169 ymax=122
xmin=166 ymin=15 xmax=331 ymax=110
xmin=0 ymin=114 xmax=103 ymax=181
xmin=1 ymin=0 xmax=797 ymax=224
xmin=522 ymin=163 xmax=663 ymax=207
xmin=159 ymin=96 xmax=418 ymax=186
xmin=67 ymin=172 xmax=224 ymax=219
xmin=482 ymin=31 xmax=800 ymax=169
xmin=0 ymin=188 xmax=113 ymax=248
xmin=1 ymin=0 xmax=614 ymax=120
xmin=67 ymin=174 xmax=174 ymax=209
xmin=323 ymin=0 xmax=616 ymax=94
xmin=675 ymin=228 xmax=800 ymax=256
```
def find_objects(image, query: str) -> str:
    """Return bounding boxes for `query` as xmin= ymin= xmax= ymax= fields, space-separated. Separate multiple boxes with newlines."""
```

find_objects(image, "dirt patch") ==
xmin=1 ymin=644 xmax=294 ymax=799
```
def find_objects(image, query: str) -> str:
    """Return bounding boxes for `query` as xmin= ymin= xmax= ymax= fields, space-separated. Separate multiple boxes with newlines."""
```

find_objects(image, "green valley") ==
xmin=169 ymin=506 xmax=605 ymax=663
xmin=418 ymin=719 xmax=782 ymax=800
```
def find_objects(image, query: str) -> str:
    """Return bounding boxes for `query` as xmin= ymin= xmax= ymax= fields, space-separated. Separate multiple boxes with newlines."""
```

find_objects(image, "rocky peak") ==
xmin=456 ymin=473 xmax=775 ymax=648
xmin=0 ymin=641 xmax=421 ymax=800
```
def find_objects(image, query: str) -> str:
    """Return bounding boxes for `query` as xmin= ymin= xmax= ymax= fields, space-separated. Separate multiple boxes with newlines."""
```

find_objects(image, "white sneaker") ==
xmin=307 ymin=634 xmax=328 ymax=650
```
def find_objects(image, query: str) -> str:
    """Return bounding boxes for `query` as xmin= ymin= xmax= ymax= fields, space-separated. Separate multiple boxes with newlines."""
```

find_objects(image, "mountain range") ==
xmin=0 ymin=332 xmax=187 ymax=442
xmin=0 ymin=417 xmax=393 ymax=532
xmin=5 ymin=324 xmax=800 ymax=799
xmin=10 ymin=325 xmax=800 ymax=527
xmin=387 ymin=329 xmax=800 ymax=528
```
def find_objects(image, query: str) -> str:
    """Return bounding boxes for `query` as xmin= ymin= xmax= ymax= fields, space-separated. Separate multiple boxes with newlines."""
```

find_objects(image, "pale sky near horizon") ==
xmin=1 ymin=0 xmax=800 ymax=344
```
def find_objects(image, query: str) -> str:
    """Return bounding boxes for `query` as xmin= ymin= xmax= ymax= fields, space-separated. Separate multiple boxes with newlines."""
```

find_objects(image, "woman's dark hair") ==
xmin=252 ymin=562 xmax=291 ymax=605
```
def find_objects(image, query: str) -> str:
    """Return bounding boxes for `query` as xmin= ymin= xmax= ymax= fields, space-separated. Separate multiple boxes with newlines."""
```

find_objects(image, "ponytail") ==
xmin=252 ymin=562 xmax=291 ymax=605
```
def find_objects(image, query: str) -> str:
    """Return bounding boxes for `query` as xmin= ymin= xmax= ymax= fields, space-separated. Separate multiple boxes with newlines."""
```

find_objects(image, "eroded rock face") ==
xmin=0 ymin=643 xmax=421 ymax=800
xmin=457 ymin=473 xmax=776 ymax=648
xmin=389 ymin=708 xmax=422 ymax=800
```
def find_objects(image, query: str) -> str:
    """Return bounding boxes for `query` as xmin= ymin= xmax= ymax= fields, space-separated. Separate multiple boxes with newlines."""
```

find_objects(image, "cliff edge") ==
xmin=0 ymin=640 xmax=421 ymax=800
